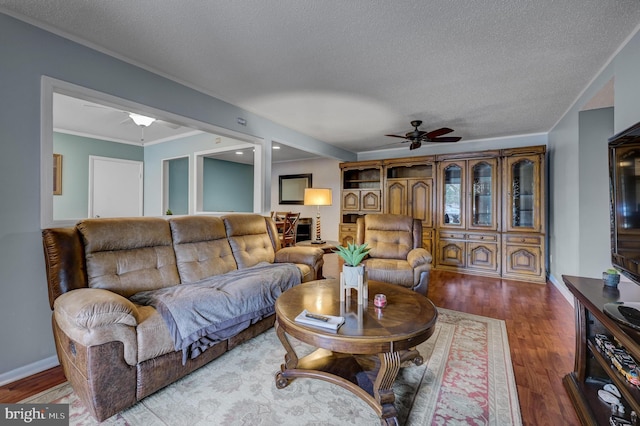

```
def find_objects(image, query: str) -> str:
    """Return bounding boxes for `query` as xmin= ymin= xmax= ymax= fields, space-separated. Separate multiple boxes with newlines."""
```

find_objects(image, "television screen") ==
xmin=610 ymin=122 xmax=640 ymax=284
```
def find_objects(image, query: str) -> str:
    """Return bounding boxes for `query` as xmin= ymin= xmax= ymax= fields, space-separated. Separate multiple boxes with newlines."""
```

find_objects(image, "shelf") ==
xmin=564 ymin=276 xmax=640 ymax=425
xmin=589 ymin=339 xmax=640 ymax=413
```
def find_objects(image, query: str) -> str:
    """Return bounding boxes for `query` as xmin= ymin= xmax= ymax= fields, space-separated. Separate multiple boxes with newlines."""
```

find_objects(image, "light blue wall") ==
xmin=615 ymin=31 xmax=640 ymax=134
xmin=143 ymin=132 xmax=265 ymax=216
xmin=53 ymin=132 xmax=144 ymax=220
xmin=0 ymin=12 xmax=354 ymax=379
xmin=167 ymin=157 xmax=189 ymax=215
xmin=203 ymin=158 xmax=253 ymax=212
xmin=578 ymin=108 xmax=615 ymax=277
xmin=548 ymin=29 xmax=640 ymax=287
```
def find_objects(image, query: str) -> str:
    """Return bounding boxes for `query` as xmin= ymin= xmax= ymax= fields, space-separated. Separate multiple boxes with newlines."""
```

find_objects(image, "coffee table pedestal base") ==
xmin=275 ymin=322 xmax=423 ymax=425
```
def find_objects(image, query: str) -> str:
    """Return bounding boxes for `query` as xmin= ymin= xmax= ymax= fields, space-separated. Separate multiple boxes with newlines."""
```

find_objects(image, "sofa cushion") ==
xmin=77 ymin=217 xmax=180 ymax=297
xmin=169 ymin=216 xmax=238 ymax=283
xmin=222 ymin=214 xmax=275 ymax=269
xmin=363 ymin=214 xmax=415 ymax=260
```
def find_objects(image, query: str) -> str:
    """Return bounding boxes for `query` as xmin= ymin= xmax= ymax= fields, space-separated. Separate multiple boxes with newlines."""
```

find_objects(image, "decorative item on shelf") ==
xmin=603 ymin=268 xmax=621 ymax=287
xmin=335 ymin=243 xmax=370 ymax=304
xmin=165 ymin=209 xmax=173 ymax=215
xmin=303 ymin=188 xmax=332 ymax=244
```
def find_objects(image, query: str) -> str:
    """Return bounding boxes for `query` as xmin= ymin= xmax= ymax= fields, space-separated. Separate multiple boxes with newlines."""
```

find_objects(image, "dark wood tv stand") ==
xmin=563 ymin=275 xmax=640 ymax=425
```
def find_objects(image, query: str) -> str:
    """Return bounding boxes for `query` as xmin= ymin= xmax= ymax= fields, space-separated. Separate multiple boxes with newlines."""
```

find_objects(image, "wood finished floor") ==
xmin=0 ymin=254 xmax=579 ymax=425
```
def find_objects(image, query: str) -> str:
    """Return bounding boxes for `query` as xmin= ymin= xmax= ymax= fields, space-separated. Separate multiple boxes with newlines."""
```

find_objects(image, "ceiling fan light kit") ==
xmin=128 ymin=113 xmax=156 ymax=127
xmin=386 ymin=120 xmax=462 ymax=150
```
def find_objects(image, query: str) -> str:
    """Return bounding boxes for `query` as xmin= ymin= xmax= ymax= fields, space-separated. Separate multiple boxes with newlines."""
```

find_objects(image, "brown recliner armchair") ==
xmin=356 ymin=214 xmax=432 ymax=295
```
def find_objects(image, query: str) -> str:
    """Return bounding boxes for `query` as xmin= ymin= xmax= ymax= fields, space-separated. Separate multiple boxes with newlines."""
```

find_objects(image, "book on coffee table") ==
xmin=294 ymin=309 xmax=345 ymax=330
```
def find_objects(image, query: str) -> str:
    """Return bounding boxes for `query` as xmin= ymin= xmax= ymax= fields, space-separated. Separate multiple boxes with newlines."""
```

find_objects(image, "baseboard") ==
xmin=0 ymin=356 xmax=60 ymax=387
xmin=548 ymin=274 xmax=575 ymax=308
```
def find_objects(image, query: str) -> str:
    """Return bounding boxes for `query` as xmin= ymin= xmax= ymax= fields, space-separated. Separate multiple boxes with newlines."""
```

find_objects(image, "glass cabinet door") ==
xmin=505 ymin=155 xmax=541 ymax=232
xmin=469 ymin=159 xmax=498 ymax=230
xmin=440 ymin=162 xmax=465 ymax=227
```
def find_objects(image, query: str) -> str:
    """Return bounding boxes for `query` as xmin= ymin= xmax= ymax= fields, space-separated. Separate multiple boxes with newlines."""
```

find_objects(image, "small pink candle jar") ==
xmin=374 ymin=293 xmax=387 ymax=308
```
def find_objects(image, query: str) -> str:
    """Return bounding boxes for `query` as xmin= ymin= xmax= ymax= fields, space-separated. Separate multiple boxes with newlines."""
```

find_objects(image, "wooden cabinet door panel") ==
xmin=361 ymin=190 xmax=381 ymax=211
xmin=437 ymin=160 xmax=466 ymax=229
xmin=409 ymin=179 xmax=433 ymax=228
xmin=386 ymin=181 xmax=407 ymax=215
xmin=342 ymin=191 xmax=360 ymax=211
xmin=467 ymin=242 xmax=500 ymax=273
xmin=503 ymin=154 xmax=543 ymax=233
xmin=437 ymin=240 xmax=465 ymax=268
xmin=503 ymin=245 xmax=542 ymax=278
xmin=468 ymin=158 xmax=499 ymax=231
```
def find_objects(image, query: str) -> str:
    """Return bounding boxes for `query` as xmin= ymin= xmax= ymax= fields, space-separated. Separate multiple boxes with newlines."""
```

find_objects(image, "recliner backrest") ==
xmin=169 ymin=216 xmax=237 ymax=283
xmin=77 ymin=217 xmax=180 ymax=297
xmin=223 ymin=214 xmax=276 ymax=269
xmin=357 ymin=214 xmax=422 ymax=260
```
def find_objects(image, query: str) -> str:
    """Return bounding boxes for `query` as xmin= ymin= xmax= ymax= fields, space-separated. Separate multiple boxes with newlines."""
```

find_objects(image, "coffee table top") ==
xmin=275 ymin=279 xmax=438 ymax=354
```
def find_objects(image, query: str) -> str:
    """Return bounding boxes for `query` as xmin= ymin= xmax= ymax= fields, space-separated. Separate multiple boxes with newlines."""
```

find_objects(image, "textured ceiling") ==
xmin=2 ymin=1 xmax=640 ymax=155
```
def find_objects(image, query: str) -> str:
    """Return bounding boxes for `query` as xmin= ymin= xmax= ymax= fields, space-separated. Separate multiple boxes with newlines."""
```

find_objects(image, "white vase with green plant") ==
xmin=334 ymin=243 xmax=370 ymax=287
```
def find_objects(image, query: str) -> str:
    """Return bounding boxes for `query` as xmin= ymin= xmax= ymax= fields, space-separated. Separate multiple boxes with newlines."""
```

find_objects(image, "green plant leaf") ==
xmin=333 ymin=243 xmax=370 ymax=266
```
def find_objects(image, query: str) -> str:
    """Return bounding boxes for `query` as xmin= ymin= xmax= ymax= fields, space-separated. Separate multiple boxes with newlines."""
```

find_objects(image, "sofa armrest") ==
xmin=53 ymin=288 xmax=140 ymax=365
xmin=407 ymin=248 xmax=433 ymax=268
xmin=275 ymin=246 xmax=324 ymax=265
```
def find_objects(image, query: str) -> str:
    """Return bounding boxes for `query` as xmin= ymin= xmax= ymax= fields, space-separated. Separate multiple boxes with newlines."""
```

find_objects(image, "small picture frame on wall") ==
xmin=279 ymin=173 xmax=312 ymax=205
xmin=53 ymin=153 xmax=62 ymax=195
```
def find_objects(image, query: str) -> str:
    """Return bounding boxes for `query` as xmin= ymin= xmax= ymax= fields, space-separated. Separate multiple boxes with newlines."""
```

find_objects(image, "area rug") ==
xmin=21 ymin=308 xmax=521 ymax=425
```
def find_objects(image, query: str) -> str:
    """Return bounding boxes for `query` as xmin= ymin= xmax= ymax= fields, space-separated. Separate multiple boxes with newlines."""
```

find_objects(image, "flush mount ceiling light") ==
xmin=128 ymin=113 xmax=156 ymax=127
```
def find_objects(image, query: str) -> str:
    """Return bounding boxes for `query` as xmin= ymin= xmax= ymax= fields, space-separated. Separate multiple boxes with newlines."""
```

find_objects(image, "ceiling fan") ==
xmin=83 ymin=103 xmax=181 ymax=141
xmin=385 ymin=120 xmax=461 ymax=150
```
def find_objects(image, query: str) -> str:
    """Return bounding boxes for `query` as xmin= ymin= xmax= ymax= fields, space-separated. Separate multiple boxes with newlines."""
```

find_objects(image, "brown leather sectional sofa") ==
xmin=42 ymin=214 xmax=324 ymax=421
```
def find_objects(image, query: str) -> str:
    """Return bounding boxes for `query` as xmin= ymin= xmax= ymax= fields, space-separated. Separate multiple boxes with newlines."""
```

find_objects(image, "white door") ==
xmin=89 ymin=156 xmax=143 ymax=218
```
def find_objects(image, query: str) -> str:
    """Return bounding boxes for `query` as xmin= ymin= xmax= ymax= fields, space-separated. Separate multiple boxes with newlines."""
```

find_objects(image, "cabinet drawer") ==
xmin=439 ymin=231 xmax=465 ymax=239
xmin=505 ymin=235 xmax=542 ymax=245
xmin=340 ymin=224 xmax=357 ymax=232
xmin=467 ymin=233 xmax=498 ymax=242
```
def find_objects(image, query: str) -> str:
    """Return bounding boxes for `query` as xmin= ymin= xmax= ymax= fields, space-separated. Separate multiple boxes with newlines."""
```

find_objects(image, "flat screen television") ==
xmin=609 ymin=121 xmax=640 ymax=284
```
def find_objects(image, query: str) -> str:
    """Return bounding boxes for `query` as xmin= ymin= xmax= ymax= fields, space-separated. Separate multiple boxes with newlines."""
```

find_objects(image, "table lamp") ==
xmin=304 ymin=188 xmax=332 ymax=244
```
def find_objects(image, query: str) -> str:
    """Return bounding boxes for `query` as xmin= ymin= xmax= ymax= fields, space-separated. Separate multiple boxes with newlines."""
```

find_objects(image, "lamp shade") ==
xmin=304 ymin=188 xmax=332 ymax=206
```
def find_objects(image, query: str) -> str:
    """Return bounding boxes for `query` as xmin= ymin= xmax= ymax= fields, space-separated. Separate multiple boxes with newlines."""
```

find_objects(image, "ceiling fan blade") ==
xmin=409 ymin=141 xmax=422 ymax=150
xmin=425 ymin=127 xmax=454 ymax=139
xmin=430 ymin=136 xmax=462 ymax=143
xmin=119 ymin=116 xmax=133 ymax=125
xmin=385 ymin=134 xmax=409 ymax=139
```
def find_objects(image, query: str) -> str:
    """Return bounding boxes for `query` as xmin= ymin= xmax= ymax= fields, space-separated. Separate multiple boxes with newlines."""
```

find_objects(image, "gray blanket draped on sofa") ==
xmin=130 ymin=262 xmax=302 ymax=362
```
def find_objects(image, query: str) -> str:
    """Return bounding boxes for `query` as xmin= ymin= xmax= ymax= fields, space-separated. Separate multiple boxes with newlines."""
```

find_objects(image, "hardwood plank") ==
xmin=0 ymin=366 xmax=66 ymax=403
xmin=0 ymin=256 xmax=579 ymax=426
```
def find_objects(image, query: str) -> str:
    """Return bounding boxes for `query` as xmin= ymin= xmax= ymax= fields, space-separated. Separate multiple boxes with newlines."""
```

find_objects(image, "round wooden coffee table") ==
xmin=274 ymin=279 xmax=438 ymax=425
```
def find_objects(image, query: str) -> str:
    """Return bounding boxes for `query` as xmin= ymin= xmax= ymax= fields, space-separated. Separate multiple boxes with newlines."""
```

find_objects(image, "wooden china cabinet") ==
xmin=435 ymin=153 xmax=501 ymax=277
xmin=338 ymin=145 xmax=546 ymax=283
xmin=501 ymin=146 xmax=546 ymax=283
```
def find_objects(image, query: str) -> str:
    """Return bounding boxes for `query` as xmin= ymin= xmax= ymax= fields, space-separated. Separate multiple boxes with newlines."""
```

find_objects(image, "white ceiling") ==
xmin=3 ymin=1 xmax=640 ymax=156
